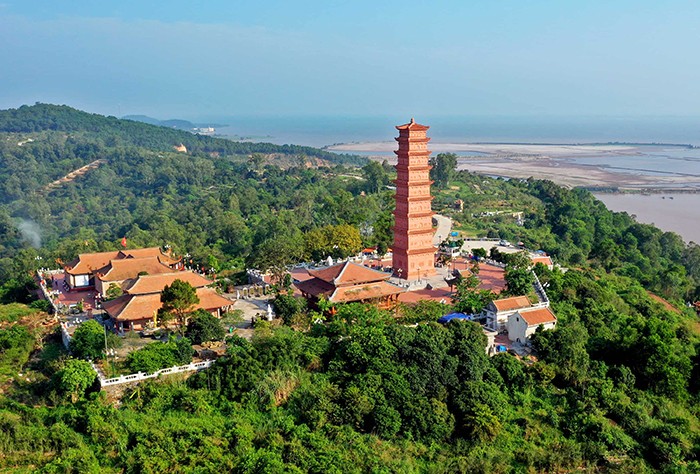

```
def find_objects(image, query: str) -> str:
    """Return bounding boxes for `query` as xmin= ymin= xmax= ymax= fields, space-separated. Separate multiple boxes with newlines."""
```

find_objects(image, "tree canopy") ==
xmin=70 ymin=320 xmax=105 ymax=360
xmin=159 ymin=279 xmax=199 ymax=331
xmin=185 ymin=309 xmax=225 ymax=344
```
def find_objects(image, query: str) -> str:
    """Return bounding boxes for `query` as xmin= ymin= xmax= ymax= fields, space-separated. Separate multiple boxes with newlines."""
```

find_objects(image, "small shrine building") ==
xmin=295 ymin=261 xmax=404 ymax=311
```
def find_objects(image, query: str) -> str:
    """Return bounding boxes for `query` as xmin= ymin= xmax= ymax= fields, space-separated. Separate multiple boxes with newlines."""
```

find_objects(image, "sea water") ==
xmin=210 ymin=115 xmax=700 ymax=148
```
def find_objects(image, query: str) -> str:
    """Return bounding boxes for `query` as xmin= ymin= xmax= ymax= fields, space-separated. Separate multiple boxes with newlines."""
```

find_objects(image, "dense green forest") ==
xmin=2 ymin=105 xmax=700 ymax=472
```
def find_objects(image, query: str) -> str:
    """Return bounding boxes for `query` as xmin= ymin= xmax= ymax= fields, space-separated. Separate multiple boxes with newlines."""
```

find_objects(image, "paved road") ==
xmin=433 ymin=214 xmax=452 ymax=245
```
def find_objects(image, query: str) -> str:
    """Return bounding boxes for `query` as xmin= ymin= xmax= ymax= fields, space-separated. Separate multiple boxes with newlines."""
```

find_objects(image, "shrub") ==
xmin=185 ymin=309 xmax=225 ymax=344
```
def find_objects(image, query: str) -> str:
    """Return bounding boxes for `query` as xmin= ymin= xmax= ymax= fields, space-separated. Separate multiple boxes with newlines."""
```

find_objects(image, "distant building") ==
xmin=531 ymin=255 xmax=554 ymax=270
xmin=484 ymin=295 xmax=532 ymax=331
xmin=295 ymin=261 xmax=404 ymax=312
xmin=392 ymin=118 xmax=436 ymax=281
xmin=507 ymin=307 xmax=557 ymax=343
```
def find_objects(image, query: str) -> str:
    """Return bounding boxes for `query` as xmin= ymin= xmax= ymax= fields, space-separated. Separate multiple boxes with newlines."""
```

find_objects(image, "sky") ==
xmin=1 ymin=1 xmax=699 ymax=120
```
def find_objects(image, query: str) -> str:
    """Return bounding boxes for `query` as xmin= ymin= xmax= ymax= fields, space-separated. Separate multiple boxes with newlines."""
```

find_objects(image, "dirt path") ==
xmin=43 ymin=159 xmax=107 ymax=191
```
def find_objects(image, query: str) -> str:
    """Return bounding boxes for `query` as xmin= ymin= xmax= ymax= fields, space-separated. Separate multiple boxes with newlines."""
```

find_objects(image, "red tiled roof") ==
xmin=395 ymin=118 xmax=429 ymax=131
xmin=492 ymin=296 xmax=531 ymax=312
xmin=103 ymin=293 xmax=160 ymax=322
xmin=196 ymin=288 xmax=234 ymax=310
xmin=122 ymin=271 xmax=211 ymax=295
xmin=65 ymin=247 xmax=179 ymax=275
xmin=291 ymin=268 xmax=314 ymax=282
xmin=294 ymin=278 xmax=336 ymax=298
xmin=330 ymin=281 xmax=404 ymax=303
xmin=103 ymin=287 xmax=233 ymax=322
xmin=120 ymin=247 xmax=181 ymax=265
xmin=65 ymin=251 xmax=122 ymax=275
xmin=398 ymin=287 xmax=452 ymax=305
xmin=307 ymin=261 xmax=389 ymax=286
xmin=519 ymin=307 xmax=557 ymax=326
xmin=96 ymin=256 xmax=173 ymax=282
xmin=531 ymin=256 xmax=553 ymax=266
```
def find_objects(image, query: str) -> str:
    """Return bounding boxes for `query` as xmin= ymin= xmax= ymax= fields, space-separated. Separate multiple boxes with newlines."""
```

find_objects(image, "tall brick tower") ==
xmin=392 ymin=118 xmax=436 ymax=281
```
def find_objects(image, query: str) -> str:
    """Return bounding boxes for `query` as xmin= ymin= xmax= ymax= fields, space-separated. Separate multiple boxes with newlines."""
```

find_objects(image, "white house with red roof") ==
xmin=507 ymin=306 xmax=557 ymax=343
xmin=484 ymin=295 xmax=533 ymax=331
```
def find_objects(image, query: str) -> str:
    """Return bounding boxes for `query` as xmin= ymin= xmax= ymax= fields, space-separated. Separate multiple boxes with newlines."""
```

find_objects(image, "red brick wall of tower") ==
xmin=392 ymin=118 xmax=436 ymax=281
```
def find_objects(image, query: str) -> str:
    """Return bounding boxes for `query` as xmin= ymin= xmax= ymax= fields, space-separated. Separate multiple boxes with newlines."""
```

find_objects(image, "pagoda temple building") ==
xmin=392 ymin=118 xmax=436 ymax=281
xmin=102 ymin=271 xmax=233 ymax=332
xmin=64 ymin=247 xmax=181 ymax=291
xmin=295 ymin=261 xmax=404 ymax=311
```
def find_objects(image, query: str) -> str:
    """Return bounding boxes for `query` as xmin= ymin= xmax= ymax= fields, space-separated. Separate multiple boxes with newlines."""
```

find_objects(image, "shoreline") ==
xmin=328 ymin=141 xmax=700 ymax=192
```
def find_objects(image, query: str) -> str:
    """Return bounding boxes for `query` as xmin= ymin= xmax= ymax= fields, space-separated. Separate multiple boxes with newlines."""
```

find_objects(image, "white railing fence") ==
xmin=532 ymin=271 xmax=550 ymax=304
xmin=98 ymin=360 xmax=215 ymax=387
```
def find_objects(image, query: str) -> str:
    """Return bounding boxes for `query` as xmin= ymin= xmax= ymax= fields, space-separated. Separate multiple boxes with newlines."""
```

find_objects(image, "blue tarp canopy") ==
xmin=438 ymin=312 xmax=473 ymax=324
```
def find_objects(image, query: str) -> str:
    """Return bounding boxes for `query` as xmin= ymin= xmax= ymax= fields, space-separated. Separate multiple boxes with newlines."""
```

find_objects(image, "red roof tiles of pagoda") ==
xmin=395 ymin=117 xmax=430 ymax=131
xmin=120 ymin=247 xmax=181 ymax=265
xmin=294 ymin=278 xmax=336 ymax=299
xmin=65 ymin=247 xmax=179 ymax=275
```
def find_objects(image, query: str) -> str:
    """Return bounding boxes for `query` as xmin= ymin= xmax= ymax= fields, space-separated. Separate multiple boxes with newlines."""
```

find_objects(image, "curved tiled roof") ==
xmin=295 ymin=261 xmax=404 ymax=304
xmin=96 ymin=256 xmax=173 ymax=282
xmin=307 ymin=261 xmax=390 ymax=286
xmin=120 ymin=247 xmax=181 ymax=265
xmin=65 ymin=251 xmax=122 ymax=275
xmin=122 ymin=271 xmax=211 ymax=295
xmin=395 ymin=117 xmax=430 ymax=131
xmin=103 ymin=288 xmax=233 ymax=322
xmin=330 ymin=281 xmax=404 ymax=303
xmin=64 ymin=247 xmax=179 ymax=275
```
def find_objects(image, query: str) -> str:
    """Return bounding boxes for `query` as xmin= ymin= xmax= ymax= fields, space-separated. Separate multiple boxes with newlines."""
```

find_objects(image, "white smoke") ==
xmin=18 ymin=219 xmax=42 ymax=248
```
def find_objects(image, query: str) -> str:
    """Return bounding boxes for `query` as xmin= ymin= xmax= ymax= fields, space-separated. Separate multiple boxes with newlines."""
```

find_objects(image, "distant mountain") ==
xmin=122 ymin=115 xmax=223 ymax=131
xmin=121 ymin=114 xmax=164 ymax=126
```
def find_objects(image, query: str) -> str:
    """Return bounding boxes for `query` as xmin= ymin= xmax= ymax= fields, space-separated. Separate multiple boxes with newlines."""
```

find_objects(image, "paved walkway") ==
xmin=221 ymin=294 xmax=274 ymax=339
xmin=432 ymin=214 xmax=453 ymax=245
xmin=461 ymin=239 xmax=521 ymax=255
